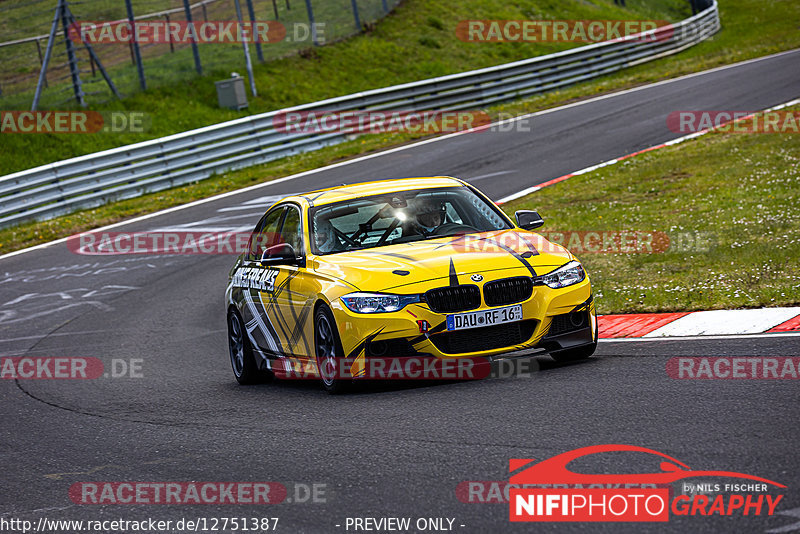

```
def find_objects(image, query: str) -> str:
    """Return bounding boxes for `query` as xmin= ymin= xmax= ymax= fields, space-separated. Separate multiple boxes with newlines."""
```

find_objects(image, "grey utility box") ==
xmin=215 ymin=76 xmax=248 ymax=110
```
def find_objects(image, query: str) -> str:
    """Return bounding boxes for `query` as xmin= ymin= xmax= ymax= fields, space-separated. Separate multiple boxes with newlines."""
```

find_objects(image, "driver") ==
xmin=314 ymin=218 xmax=342 ymax=253
xmin=413 ymin=198 xmax=446 ymax=236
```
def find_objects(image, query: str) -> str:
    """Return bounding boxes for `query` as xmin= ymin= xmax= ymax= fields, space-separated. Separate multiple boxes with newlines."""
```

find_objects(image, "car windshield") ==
xmin=309 ymin=186 xmax=512 ymax=255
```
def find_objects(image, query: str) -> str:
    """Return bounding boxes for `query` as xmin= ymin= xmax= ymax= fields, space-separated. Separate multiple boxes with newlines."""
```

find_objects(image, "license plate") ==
xmin=446 ymin=305 xmax=523 ymax=331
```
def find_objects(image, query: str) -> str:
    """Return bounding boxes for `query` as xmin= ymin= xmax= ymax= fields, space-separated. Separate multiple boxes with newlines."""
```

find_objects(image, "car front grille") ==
xmin=546 ymin=311 xmax=589 ymax=336
xmin=429 ymin=320 xmax=537 ymax=354
xmin=424 ymin=285 xmax=481 ymax=313
xmin=483 ymin=276 xmax=533 ymax=307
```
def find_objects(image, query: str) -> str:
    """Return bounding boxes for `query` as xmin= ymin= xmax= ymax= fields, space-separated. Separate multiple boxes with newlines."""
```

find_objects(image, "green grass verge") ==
xmin=1 ymin=0 xmax=691 ymax=173
xmin=503 ymin=110 xmax=800 ymax=314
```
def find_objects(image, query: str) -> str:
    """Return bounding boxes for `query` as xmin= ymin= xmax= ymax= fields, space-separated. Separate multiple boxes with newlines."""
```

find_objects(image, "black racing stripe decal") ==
xmin=433 ymin=235 xmax=467 ymax=250
xmin=250 ymin=293 xmax=285 ymax=358
xmin=516 ymin=233 xmax=540 ymax=256
xmin=477 ymin=236 xmax=538 ymax=277
xmin=433 ymin=234 xmax=539 ymax=272
xmin=345 ymin=328 xmax=385 ymax=360
xmin=570 ymin=295 xmax=594 ymax=313
xmin=361 ymin=251 xmax=418 ymax=261
xmin=449 ymin=258 xmax=459 ymax=286
xmin=409 ymin=320 xmax=448 ymax=345
xmin=309 ymin=188 xmax=350 ymax=205
xmin=429 ymin=320 xmax=449 ymax=334
xmin=376 ymin=329 xmax=408 ymax=336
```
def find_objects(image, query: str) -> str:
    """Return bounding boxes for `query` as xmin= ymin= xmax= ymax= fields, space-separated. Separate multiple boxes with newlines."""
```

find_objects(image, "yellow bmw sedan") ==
xmin=225 ymin=176 xmax=597 ymax=392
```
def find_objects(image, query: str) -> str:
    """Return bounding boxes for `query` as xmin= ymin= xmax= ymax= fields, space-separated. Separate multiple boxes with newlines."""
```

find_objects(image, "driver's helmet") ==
xmin=314 ymin=217 xmax=339 ymax=253
xmin=414 ymin=197 xmax=446 ymax=233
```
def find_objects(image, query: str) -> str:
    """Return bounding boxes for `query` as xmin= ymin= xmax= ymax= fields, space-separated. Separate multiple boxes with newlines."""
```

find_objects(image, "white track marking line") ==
xmin=469 ymin=170 xmax=517 ymax=181
xmin=600 ymin=332 xmax=800 ymax=342
xmin=2 ymin=48 xmax=799 ymax=262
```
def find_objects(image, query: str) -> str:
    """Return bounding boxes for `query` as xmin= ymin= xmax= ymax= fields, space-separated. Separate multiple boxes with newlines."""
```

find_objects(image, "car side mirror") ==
xmin=515 ymin=210 xmax=544 ymax=230
xmin=260 ymin=243 xmax=299 ymax=266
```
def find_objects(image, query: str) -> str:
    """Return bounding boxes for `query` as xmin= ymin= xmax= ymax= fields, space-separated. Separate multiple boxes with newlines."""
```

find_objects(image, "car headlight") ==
xmin=538 ymin=261 xmax=586 ymax=289
xmin=341 ymin=292 xmax=421 ymax=313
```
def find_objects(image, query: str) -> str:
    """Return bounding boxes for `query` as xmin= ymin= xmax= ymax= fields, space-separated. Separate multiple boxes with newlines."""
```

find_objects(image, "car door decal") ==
xmin=259 ymin=271 xmax=294 ymax=353
xmin=243 ymin=288 xmax=283 ymax=356
xmin=284 ymin=277 xmax=313 ymax=356
xmin=251 ymin=267 xmax=314 ymax=359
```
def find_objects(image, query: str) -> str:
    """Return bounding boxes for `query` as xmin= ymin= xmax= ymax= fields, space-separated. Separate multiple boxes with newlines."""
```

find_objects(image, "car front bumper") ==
xmin=328 ymin=276 xmax=595 ymax=377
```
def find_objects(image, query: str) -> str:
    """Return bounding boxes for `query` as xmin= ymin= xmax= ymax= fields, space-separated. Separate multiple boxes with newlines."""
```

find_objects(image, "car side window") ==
xmin=278 ymin=206 xmax=304 ymax=257
xmin=248 ymin=207 xmax=284 ymax=261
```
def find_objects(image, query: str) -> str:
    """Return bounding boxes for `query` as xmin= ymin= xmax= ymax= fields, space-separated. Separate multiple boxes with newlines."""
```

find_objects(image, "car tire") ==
xmin=550 ymin=340 xmax=597 ymax=362
xmin=227 ymin=309 xmax=270 ymax=385
xmin=314 ymin=304 xmax=351 ymax=394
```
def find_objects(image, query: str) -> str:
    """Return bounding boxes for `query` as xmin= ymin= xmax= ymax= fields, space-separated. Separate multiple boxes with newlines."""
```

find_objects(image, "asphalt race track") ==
xmin=1 ymin=49 xmax=799 ymax=533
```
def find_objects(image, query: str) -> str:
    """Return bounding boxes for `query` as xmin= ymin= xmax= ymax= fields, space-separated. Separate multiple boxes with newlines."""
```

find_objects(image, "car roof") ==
xmin=281 ymin=176 xmax=466 ymax=208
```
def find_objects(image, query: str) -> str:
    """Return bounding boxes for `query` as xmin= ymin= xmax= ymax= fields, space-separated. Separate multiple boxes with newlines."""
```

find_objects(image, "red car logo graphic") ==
xmin=509 ymin=444 xmax=785 ymax=487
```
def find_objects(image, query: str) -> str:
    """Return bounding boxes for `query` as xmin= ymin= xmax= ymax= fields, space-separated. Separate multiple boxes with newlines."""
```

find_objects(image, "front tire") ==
xmin=228 ymin=310 xmax=267 ymax=385
xmin=314 ymin=305 xmax=350 ymax=394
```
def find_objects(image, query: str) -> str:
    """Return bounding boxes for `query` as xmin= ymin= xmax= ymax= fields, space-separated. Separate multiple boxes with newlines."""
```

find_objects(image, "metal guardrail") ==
xmin=0 ymin=3 xmax=720 ymax=229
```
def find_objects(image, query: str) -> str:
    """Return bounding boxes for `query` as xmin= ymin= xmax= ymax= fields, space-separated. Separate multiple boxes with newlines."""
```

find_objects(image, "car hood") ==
xmin=311 ymin=229 xmax=573 ymax=291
